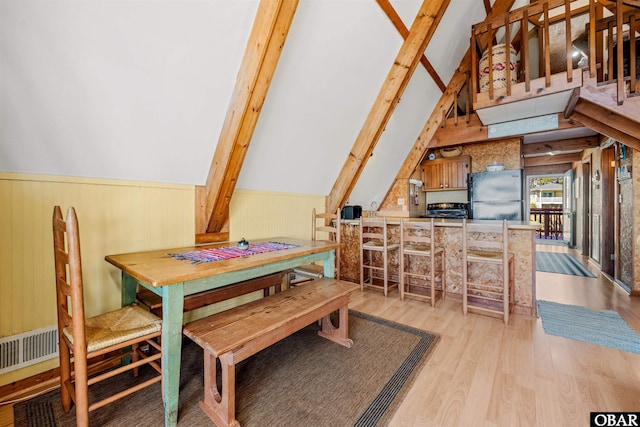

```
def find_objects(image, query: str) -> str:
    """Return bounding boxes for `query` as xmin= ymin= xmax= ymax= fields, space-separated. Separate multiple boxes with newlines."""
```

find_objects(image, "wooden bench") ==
xmin=136 ymin=271 xmax=290 ymax=317
xmin=182 ymin=278 xmax=359 ymax=427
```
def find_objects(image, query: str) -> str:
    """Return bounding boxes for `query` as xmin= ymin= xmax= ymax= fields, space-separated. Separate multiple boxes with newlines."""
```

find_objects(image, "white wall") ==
xmin=1 ymin=0 xmax=488 ymax=206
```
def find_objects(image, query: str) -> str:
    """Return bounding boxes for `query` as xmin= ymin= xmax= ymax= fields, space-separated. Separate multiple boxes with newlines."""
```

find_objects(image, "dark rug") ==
xmin=14 ymin=311 xmax=439 ymax=426
xmin=536 ymin=251 xmax=596 ymax=277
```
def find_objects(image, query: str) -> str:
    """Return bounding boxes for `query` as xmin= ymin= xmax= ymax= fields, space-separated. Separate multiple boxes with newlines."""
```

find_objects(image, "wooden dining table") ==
xmin=105 ymin=237 xmax=339 ymax=427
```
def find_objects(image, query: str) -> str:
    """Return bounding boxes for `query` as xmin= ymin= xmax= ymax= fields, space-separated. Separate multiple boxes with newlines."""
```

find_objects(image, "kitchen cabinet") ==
xmin=421 ymin=155 xmax=471 ymax=191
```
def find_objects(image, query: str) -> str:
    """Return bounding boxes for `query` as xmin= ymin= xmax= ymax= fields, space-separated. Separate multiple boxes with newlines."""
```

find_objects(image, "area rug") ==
xmin=537 ymin=300 xmax=640 ymax=354
xmin=536 ymin=251 xmax=596 ymax=277
xmin=14 ymin=311 xmax=439 ymax=426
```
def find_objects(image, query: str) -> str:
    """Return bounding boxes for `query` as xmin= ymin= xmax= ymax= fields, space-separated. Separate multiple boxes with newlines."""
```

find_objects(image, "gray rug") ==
xmin=537 ymin=300 xmax=640 ymax=354
xmin=14 ymin=311 xmax=439 ymax=426
xmin=536 ymin=251 xmax=596 ymax=277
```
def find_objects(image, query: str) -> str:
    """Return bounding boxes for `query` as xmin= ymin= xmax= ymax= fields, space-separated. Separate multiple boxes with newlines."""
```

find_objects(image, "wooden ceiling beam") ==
xmin=524 ymin=152 xmax=582 ymax=166
xmin=326 ymin=0 xmax=451 ymax=215
xmin=430 ymin=112 xmax=586 ymax=147
xmin=198 ymin=0 xmax=299 ymax=241
xmin=376 ymin=0 xmax=447 ymax=92
xmin=570 ymin=100 xmax=640 ymax=151
xmin=524 ymin=163 xmax=574 ymax=175
xmin=521 ymin=136 xmax=600 ymax=156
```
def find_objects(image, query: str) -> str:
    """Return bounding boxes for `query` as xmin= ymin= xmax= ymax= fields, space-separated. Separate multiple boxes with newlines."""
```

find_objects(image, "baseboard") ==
xmin=0 ymin=367 xmax=60 ymax=403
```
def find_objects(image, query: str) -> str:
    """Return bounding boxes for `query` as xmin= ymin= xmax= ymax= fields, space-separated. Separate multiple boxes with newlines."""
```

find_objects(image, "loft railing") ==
xmin=531 ymin=207 xmax=563 ymax=240
xmin=470 ymin=0 xmax=638 ymax=107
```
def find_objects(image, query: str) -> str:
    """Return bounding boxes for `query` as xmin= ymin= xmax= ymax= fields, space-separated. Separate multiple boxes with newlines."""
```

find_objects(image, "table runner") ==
xmin=169 ymin=241 xmax=299 ymax=264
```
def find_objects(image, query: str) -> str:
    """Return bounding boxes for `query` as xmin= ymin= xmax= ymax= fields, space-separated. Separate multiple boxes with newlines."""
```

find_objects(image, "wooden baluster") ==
xmin=523 ymin=9 xmax=530 ymax=93
xmin=544 ymin=3 xmax=551 ymax=87
xmin=630 ymin=15 xmax=637 ymax=94
xmin=471 ymin=35 xmax=478 ymax=104
xmin=565 ymin=0 xmax=573 ymax=83
xmin=608 ymin=21 xmax=614 ymax=81
xmin=596 ymin=2 xmax=604 ymax=82
xmin=488 ymin=23 xmax=494 ymax=100
xmin=466 ymin=71 xmax=472 ymax=123
xmin=616 ymin=0 xmax=624 ymax=105
xmin=454 ymin=87 xmax=459 ymax=125
xmin=589 ymin=0 xmax=596 ymax=78
xmin=505 ymin=14 xmax=512 ymax=96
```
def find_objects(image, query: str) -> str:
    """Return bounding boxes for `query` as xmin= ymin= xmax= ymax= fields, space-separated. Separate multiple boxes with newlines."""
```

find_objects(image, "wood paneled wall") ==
xmin=0 ymin=173 xmax=324 ymax=385
xmin=228 ymin=189 xmax=325 ymax=242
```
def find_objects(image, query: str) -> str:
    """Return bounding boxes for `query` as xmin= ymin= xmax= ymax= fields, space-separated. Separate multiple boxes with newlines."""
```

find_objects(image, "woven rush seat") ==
xmin=466 ymin=249 xmax=505 ymax=262
xmin=363 ymin=240 xmax=387 ymax=249
xmin=62 ymin=305 xmax=162 ymax=354
xmin=403 ymin=244 xmax=442 ymax=255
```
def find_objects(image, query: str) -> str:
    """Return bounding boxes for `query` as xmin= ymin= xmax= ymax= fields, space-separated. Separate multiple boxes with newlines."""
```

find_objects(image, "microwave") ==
xmin=341 ymin=205 xmax=362 ymax=220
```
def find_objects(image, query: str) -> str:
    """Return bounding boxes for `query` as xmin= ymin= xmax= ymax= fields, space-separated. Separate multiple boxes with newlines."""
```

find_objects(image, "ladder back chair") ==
xmin=292 ymin=208 xmax=341 ymax=282
xmin=53 ymin=206 xmax=163 ymax=425
xmin=399 ymin=218 xmax=445 ymax=306
xmin=360 ymin=216 xmax=399 ymax=297
xmin=461 ymin=219 xmax=514 ymax=324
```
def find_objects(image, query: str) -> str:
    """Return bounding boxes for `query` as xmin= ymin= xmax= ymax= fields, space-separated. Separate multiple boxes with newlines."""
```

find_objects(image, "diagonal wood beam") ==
xmin=570 ymin=99 xmax=640 ymax=151
xmin=376 ymin=0 xmax=447 ymax=92
xmin=198 ymin=0 xmax=299 ymax=241
xmin=393 ymin=0 xmax=517 ymax=182
xmin=326 ymin=0 xmax=451 ymax=216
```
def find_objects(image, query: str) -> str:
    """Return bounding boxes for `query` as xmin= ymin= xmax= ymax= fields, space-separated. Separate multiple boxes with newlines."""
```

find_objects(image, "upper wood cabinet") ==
xmin=421 ymin=155 xmax=471 ymax=191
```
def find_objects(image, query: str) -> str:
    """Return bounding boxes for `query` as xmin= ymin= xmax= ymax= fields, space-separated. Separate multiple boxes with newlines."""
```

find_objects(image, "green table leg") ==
xmin=323 ymin=249 xmax=335 ymax=278
xmin=162 ymin=284 xmax=184 ymax=427
xmin=121 ymin=273 xmax=137 ymax=306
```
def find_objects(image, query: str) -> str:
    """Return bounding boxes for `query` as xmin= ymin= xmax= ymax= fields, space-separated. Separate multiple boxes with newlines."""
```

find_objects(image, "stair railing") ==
xmin=470 ymin=0 xmax=638 ymax=108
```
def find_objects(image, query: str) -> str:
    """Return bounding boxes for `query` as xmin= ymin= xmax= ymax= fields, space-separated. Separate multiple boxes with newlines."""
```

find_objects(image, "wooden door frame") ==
xmin=582 ymin=157 xmax=591 ymax=257
xmin=601 ymin=146 xmax=616 ymax=277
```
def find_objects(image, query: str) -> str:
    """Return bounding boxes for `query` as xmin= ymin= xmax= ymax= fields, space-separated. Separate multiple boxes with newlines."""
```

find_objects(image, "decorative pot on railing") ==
xmin=479 ymin=43 xmax=518 ymax=92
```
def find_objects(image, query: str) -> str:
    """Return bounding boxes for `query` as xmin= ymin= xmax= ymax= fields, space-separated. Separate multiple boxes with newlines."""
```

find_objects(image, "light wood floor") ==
xmin=2 ymin=244 xmax=638 ymax=426
xmin=350 ymin=243 xmax=640 ymax=427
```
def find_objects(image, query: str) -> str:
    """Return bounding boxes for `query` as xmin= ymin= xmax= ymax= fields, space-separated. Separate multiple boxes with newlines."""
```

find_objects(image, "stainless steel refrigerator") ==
xmin=468 ymin=169 xmax=523 ymax=220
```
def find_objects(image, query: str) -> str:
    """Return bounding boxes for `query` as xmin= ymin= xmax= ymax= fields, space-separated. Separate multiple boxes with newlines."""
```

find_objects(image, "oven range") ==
xmin=420 ymin=202 xmax=469 ymax=219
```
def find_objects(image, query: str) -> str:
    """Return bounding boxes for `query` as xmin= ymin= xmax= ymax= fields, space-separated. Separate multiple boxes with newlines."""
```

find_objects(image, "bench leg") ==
xmin=318 ymin=305 xmax=353 ymax=348
xmin=200 ymin=351 xmax=240 ymax=427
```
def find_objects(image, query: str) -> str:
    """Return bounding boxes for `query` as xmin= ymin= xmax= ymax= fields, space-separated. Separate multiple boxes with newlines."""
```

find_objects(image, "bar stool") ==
xmin=462 ymin=219 xmax=514 ymax=324
xmin=399 ymin=218 xmax=445 ymax=306
xmin=292 ymin=208 xmax=341 ymax=283
xmin=360 ymin=216 xmax=399 ymax=296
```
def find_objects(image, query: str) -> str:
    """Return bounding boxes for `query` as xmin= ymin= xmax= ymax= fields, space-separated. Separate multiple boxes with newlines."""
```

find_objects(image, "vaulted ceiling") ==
xmin=1 ymin=0 xmax=638 ymax=241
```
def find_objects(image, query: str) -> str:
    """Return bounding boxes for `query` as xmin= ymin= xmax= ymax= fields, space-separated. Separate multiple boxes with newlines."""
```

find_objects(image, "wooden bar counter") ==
xmin=339 ymin=217 xmax=540 ymax=316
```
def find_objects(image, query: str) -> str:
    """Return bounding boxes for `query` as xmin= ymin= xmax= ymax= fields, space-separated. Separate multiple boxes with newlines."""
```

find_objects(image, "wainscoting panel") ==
xmin=0 ymin=174 xmax=326 ymax=385
xmin=0 ymin=173 xmax=196 ymax=385
xmin=229 ymin=189 xmax=326 ymax=242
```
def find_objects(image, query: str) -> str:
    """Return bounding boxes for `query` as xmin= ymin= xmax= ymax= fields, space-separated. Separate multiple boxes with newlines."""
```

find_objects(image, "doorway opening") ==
xmin=527 ymin=174 xmax=568 ymax=246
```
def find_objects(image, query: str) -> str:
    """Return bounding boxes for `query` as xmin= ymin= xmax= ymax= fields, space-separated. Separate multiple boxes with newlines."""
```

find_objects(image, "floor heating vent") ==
xmin=0 ymin=326 xmax=58 ymax=374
